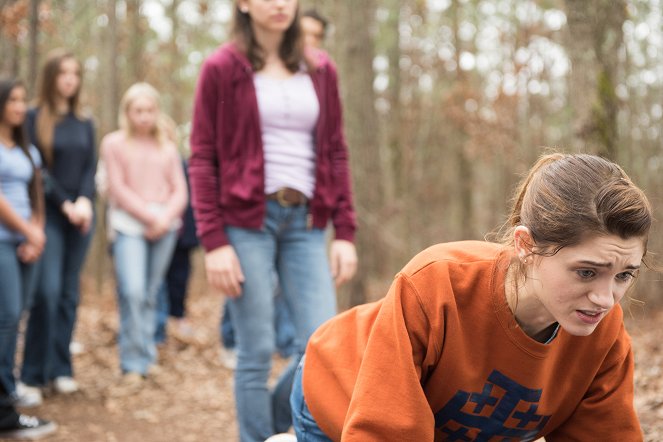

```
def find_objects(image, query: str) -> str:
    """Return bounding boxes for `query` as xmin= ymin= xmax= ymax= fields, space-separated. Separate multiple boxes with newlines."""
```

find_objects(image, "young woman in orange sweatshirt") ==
xmin=293 ymin=153 xmax=650 ymax=441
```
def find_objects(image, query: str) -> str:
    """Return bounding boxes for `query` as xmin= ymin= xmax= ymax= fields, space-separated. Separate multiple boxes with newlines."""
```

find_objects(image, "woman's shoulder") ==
xmin=203 ymin=42 xmax=248 ymax=71
xmin=100 ymin=130 xmax=125 ymax=151
xmin=28 ymin=144 xmax=42 ymax=166
xmin=402 ymin=241 xmax=505 ymax=276
xmin=304 ymin=46 xmax=337 ymax=73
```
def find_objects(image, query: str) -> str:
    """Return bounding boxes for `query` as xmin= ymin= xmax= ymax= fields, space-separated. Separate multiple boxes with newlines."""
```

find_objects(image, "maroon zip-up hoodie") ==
xmin=189 ymin=42 xmax=356 ymax=252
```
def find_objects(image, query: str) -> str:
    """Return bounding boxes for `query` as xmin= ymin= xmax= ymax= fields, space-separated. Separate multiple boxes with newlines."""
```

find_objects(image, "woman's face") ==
xmin=239 ymin=0 xmax=298 ymax=35
xmin=1 ymin=85 xmax=27 ymax=129
xmin=126 ymin=95 xmax=158 ymax=136
xmin=55 ymin=57 xmax=81 ymax=100
xmin=526 ymin=234 xmax=644 ymax=337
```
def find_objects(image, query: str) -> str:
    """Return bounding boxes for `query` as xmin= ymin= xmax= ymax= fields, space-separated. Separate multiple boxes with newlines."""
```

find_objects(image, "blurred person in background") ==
xmin=101 ymin=82 xmax=186 ymax=386
xmin=20 ymin=49 xmax=96 ymax=401
xmin=301 ymin=9 xmax=329 ymax=49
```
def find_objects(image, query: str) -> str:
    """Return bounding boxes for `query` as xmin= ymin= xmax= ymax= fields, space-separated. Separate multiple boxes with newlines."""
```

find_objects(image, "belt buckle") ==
xmin=276 ymin=188 xmax=293 ymax=207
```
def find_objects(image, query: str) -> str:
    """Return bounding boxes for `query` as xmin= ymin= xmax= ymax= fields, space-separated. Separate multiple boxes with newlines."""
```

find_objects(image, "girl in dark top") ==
xmin=20 ymin=49 xmax=96 ymax=401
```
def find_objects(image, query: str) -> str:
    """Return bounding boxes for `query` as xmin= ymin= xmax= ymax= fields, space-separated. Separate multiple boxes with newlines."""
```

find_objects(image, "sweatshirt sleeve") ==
xmin=545 ymin=325 xmax=642 ymax=441
xmin=325 ymin=62 xmax=357 ymax=243
xmin=189 ymin=56 xmax=227 ymax=251
xmin=338 ymin=274 xmax=439 ymax=441
xmin=78 ymin=119 xmax=97 ymax=200
xmin=101 ymin=135 xmax=154 ymax=224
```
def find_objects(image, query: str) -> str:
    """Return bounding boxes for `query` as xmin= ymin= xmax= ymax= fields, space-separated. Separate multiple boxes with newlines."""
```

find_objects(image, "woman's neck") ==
xmin=55 ymin=96 xmax=70 ymax=114
xmin=0 ymin=124 xmax=15 ymax=147
xmin=504 ymin=263 xmax=557 ymax=341
xmin=253 ymin=27 xmax=284 ymax=59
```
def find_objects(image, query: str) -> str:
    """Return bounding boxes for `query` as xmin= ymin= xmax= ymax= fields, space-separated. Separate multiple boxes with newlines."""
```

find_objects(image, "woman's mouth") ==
xmin=576 ymin=310 xmax=604 ymax=324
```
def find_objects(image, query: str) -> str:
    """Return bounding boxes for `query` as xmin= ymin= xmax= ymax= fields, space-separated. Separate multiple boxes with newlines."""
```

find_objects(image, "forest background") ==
xmin=1 ymin=0 xmax=663 ymax=309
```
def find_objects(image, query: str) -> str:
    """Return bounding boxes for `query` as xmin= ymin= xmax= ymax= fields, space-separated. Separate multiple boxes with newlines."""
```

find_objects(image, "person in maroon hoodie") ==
xmin=189 ymin=1 xmax=357 ymax=441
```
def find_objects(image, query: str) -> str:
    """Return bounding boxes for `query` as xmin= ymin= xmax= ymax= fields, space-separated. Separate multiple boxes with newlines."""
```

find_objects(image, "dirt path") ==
xmin=7 ymin=264 xmax=663 ymax=442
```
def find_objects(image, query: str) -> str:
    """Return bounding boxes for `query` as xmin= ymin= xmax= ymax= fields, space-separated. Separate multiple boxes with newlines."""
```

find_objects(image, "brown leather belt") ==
xmin=267 ymin=187 xmax=308 ymax=207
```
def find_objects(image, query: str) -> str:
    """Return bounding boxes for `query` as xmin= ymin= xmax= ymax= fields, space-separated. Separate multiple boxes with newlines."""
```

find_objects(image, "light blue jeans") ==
xmin=0 ymin=241 xmax=37 ymax=396
xmin=291 ymin=356 xmax=333 ymax=441
xmin=113 ymin=230 xmax=177 ymax=375
xmin=227 ymin=200 xmax=337 ymax=442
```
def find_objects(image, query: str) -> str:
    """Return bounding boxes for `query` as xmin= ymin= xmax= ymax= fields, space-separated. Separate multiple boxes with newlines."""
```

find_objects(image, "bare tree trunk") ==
xmin=168 ymin=0 xmax=182 ymax=124
xmin=0 ymin=0 xmax=21 ymax=76
xmin=450 ymin=0 xmax=474 ymax=239
xmin=564 ymin=0 xmax=626 ymax=159
xmin=126 ymin=0 xmax=145 ymax=82
xmin=335 ymin=0 xmax=381 ymax=307
xmin=28 ymin=0 xmax=40 ymax=95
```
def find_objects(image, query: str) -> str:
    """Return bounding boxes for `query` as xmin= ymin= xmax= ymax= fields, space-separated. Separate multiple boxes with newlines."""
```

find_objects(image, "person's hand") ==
xmin=144 ymin=217 xmax=170 ymax=241
xmin=17 ymin=242 xmax=41 ymax=263
xmin=74 ymin=197 xmax=93 ymax=234
xmin=329 ymin=239 xmax=357 ymax=287
xmin=24 ymin=221 xmax=45 ymax=253
xmin=61 ymin=200 xmax=82 ymax=226
xmin=204 ymin=245 xmax=245 ymax=298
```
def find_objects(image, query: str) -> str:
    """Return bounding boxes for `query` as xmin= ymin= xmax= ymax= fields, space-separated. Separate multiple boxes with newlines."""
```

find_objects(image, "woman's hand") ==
xmin=74 ymin=197 xmax=94 ymax=234
xmin=24 ymin=221 xmax=45 ymax=253
xmin=330 ymin=239 xmax=357 ymax=287
xmin=18 ymin=222 xmax=45 ymax=263
xmin=144 ymin=217 xmax=170 ymax=241
xmin=61 ymin=200 xmax=82 ymax=226
xmin=204 ymin=245 xmax=245 ymax=298
xmin=17 ymin=242 xmax=41 ymax=263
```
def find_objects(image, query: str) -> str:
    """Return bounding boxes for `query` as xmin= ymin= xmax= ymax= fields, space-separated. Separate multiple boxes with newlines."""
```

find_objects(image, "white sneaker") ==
xmin=219 ymin=347 xmax=237 ymax=370
xmin=53 ymin=376 xmax=79 ymax=394
xmin=15 ymin=382 xmax=43 ymax=407
xmin=265 ymin=434 xmax=297 ymax=442
xmin=69 ymin=340 xmax=84 ymax=355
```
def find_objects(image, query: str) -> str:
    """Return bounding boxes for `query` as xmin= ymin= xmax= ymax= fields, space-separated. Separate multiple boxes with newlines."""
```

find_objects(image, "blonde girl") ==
xmin=101 ymin=82 xmax=186 ymax=382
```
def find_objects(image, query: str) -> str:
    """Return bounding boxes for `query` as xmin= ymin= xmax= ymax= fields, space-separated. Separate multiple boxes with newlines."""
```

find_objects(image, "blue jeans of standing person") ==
xmin=220 ymin=283 xmax=298 ymax=358
xmin=21 ymin=208 xmax=94 ymax=386
xmin=155 ymin=245 xmax=194 ymax=344
xmin=113 ymin=230 xmax=177 ymax=375
xmin=0 ymin=241 xmax=37 ymax=396
xmin=291 ymin=357 xmax=333 ymax=442
xmin=226 ymin=200 xmax=337 ymax=442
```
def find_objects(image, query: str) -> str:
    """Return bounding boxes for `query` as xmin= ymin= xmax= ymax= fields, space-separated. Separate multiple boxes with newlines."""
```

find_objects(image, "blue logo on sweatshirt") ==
xmin=433 ymin=370 xmax=550 ymax=441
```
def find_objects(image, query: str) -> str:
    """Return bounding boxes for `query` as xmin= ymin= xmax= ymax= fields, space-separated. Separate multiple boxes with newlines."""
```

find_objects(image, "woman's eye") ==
xmin=577 ymin=269 xmax=595 ymax=279
xmin=616 ymin=272 xmax=635 ymax=282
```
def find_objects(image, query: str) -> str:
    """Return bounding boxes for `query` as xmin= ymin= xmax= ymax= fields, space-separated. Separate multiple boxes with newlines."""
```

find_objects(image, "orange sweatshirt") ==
xmin=303 ymin=241 xmax=642 ymax=441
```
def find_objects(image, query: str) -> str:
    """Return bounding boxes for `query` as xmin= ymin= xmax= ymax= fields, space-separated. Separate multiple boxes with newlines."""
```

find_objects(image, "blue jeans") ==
xmin=21 ymin=208 xmax=94 ymax=386
xmin=227 ymin=200 xmax=336 ymax=442
xmin=0 ymin=241 xmax=37 ymax=396
xmin=291 ymin=357 xmax=332 ymax=442
xmin=155 ymin=246 xmax=194 ymax=343
xmin=113 ymin=230 xmax=177 ymax=374
xmin=220 ymin=285 xmax=298 ymax=358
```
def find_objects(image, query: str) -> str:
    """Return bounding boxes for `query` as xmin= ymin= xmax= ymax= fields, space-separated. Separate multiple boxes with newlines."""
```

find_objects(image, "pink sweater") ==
xmin=101 ymin=131 xmax=187 ymax=227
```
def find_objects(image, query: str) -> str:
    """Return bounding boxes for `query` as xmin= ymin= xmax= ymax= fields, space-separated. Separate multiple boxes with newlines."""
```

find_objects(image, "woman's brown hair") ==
xmin=499 ymin=152 xmax=652 ymax=276
xmin=35 ymin=48 xmax=83 ymax=168
xmin=232 ymin=2 xmax=304 ymax=73
xmin=0 ymin=77 xmax=44 ymax=220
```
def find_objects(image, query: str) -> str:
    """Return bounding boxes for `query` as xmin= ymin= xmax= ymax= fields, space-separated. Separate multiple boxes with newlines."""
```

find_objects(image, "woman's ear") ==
xmin=513 ymin=226 xmax=534 ymax=262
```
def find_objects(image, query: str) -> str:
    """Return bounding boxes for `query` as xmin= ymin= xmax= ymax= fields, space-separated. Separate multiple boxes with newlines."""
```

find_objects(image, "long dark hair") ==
xmin=232 ymin=3 xmax=304 ymax=72
xmin=0 ymin=77 xmax=44 ymax=216
xmin=35 ymin=48 xmax=83 ymax=167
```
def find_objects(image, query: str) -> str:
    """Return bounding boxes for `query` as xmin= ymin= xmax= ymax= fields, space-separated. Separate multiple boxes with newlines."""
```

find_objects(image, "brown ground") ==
xmin=6 ymin=258 xmax=663 ymax=442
